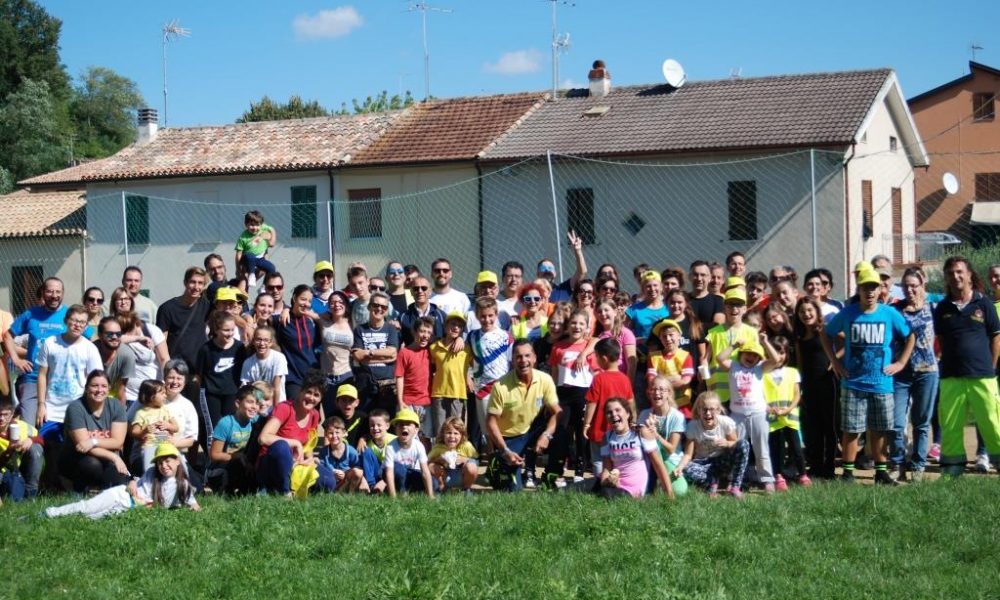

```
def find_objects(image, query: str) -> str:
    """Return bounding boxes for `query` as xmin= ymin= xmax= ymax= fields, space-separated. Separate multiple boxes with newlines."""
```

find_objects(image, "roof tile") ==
xmin=0 ymin=189 xmax=86 ymax=238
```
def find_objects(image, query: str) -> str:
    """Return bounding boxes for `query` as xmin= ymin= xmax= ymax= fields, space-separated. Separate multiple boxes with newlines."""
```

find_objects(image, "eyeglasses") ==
xmin=601 ymin=286 xmax=617 ymax=293
xmin=369 ymin=285 xmax=386 ymax=292
xmin=577 ymin=289 xmax=594 ymax=296
xmin=370 ymin=304 xmax=389 ymax=312
xmin=266 ymin=284 xmax=284 ymax=291
xmin=68 ymin=318 xmax=88 ymax=327
xmin=412 ymin=286 xmax=429 ymax=292
xmin=521 ymin=295 xmax=542 ymax=303
xmin=315 ymin=273 xmax=333 ymax=279
xmin=433 ymin=268 xmax=451 ymax=274
xmin=103 ymin=331 xmax=122 ymax=338
xmin=387 ymin=268 xmax=404 ymax=275
xmin=115 ymin=297 xmax=131 ymax=304
xmin=85 ymin=297 xmax=104 ymax=304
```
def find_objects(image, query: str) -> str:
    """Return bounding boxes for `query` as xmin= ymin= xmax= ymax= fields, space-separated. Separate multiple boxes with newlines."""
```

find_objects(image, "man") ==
xmin=708 ymin=262 xmax=725 ymax=297
xmin=156 ymin=267 xmax=211 ymax=402
xmin=203 ymin=254 xmax=241 ymax=304
xmin=94 ymin=316 xmax=137 ymax=406
xmin=726 ymin=251 xmax=746 ymax=278
xmin=537 ymin=230 xmax=587 ymax=304
xmin=122 ymin=266 xmax=158 ymax=324
xmin=466 ymin=271 xmax=512 ymax=332
xmin=497 ymin=261 xmax=524 ymax=320
xmin=3 ymin=278 xmax=89 ymax=426
xmin=823 ymin=268 xmax=914 ymax=485
xmin=689 ymin=260 xmax=724 ymax=326
xmin=486 ymin=340 xmax=561 ymax=491
xmin=429 ymin=258 xmax=471 ymax=317
xmin=342 ymin=264 xmax=367 ymax=302
xmin=351 ymin=292 xmax=400 ymax=415
xmin=385 ymin=261 xmax=413 ymax=316
xmin=262 ymin=272 xmax=287 ymax=314
xmin=399 ymin=276 xmax=446 ymax=346
xmin=744 ymin=271 xmax=769 ymax=314
xmin=349 ymin=269 xmax=374 ymax=326
xmin=311 ymin=260 xmax=336 ymax=314
xmin=933 ymin=256 xmax=1000 ymax=477
xmin=871 ymin=254 xmax=904 ymax=302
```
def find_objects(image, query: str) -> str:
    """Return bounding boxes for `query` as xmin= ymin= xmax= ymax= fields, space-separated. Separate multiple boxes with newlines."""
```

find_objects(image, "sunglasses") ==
xmin=433 ymin=268 xmax=451 ymax=274
xmin=601 ymin=286 xmax=617 ymax=293
xmin=577 ymin=289 xmax=594 ymax=295
xmin=521 ymin=295 xmax=542 ymax=303
xmin=103 ymin=331 xmax=122 ymax=338
xmin=85 ymin=297 xmax=104 ymax=304
xmin=387 ymin=268 xmax=405 ymax=275
xmin=315 ymin=273 xmax=333 ymax=279
xmin=370 ymin=304 xmax=389 ymax=312
xmin=266 ymin=285 xmax=284 ymax=291
xmin=412 ymin=286 xmax=429 ymax=292
xmin=369 ymin=285 xmax=386 ymax=292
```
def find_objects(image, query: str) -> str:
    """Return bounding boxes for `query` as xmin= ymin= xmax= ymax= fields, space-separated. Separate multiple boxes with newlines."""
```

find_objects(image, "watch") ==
xmin=544 ymin=432 xmax=554 ymax=440
xmin=90 ymin=437 xmax=99 ymax=448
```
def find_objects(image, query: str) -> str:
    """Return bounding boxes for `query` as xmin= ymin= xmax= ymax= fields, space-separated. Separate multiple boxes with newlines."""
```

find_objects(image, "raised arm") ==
xmin=567 ymin=230 xmax=588 ymax=287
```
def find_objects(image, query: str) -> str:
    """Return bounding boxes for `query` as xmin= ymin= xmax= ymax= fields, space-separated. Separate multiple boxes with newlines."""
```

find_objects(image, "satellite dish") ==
xmin=662 ymin=59 xmax=687 ymax=88
xmin=942 ymin=172 xmax=959 ymax=195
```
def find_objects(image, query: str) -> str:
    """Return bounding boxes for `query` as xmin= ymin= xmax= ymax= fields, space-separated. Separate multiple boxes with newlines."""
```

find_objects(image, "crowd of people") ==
xmin=2 ymin=213 xmax=999 ymax=515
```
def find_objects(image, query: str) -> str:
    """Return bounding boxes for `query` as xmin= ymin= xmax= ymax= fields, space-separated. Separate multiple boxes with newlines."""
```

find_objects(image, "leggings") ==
xmin=683 ymin=438 xmax=750 ymax=490
xmin=555 ymin=385 xmax=588 ymax=472
xmin=731 ymin=411 xmax=774 ymax=483
xmin=800 ymin=373 xmax=838 ymax=478
xmin=769 ymin=427 xmax=806 ymax=479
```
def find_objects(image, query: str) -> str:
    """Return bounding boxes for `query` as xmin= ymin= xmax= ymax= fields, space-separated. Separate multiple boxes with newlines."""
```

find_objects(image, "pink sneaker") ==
xmin=763 ymin=482 xmax=776 ymax=494
xmin=928 ymin=443 xmax=941 ymax=462
xmin=708 ymin=484 xmax=719 ymax=498
xmin=774 ymin=475 xmax=788 ymax=492
xmin=798 ymin=473 xmax=812 ymax=487
xmin=728 ymin=485 xmax=744 ymax=499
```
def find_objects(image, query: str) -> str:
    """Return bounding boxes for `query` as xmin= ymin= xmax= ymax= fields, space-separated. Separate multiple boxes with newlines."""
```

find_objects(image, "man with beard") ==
xmin=429 ymin=258 xmax=471 ymax=317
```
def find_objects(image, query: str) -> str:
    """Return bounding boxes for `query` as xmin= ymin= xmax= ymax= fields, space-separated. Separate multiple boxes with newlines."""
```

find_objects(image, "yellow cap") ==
xmin=153 ymin=442 xmax=180 ymax=461
xmin=853 ymin=260 xmax=873 ymax=273
xmin=215 ymin=287 xmax=239 ymax=303
xmin=640 ymin=270 xmax=661 ymax=283
xmin=652 ymin=318 xmax=681 ymax=337
xmin=856 ymin=268 xmax=880 ymax=286
xmin=445 ymin=310 xmax=467 ymax=325
xmin=314 ymin=260 xmax=335 ymax=275
xmin=336 ymin=384 xmax=359 ymax=402
xmin=391 ymin=408 xmax=422 ymax=427
xmin=739 ymin=340 xmax=766 ymax=360
xmin=477 ymin=271 xmax=498 ymax=285
xmin=724 ymin=288 xmax=747 ymax=304
xmin=724 ymin=276 xmax=746 ymax=291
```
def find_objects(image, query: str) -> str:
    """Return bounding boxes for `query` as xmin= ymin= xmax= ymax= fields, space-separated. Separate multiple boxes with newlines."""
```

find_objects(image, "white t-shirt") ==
xmin=241 ymin=351 xmax=289 ymax=402
xmin=37 ymin=335 xmax=102 ymax=422
xmin=137 ymin=469 xmax=197 ymax=508
xmin=429 ymin=288 xmax=471 ymax=318
xmin=728 ymin=362 xmax=766 ymax=415
xmin=497 ymin=296 xmax=521 ymax=321
xmin=125 ymin=323 xmax=166 ymax=402
xmin=686 ymin=415 xmax=738 ymax=459
xmin=165 ymin=395 xmax=199 ymax=442
xmin=383 ymin=439 xmax=428 ymax=473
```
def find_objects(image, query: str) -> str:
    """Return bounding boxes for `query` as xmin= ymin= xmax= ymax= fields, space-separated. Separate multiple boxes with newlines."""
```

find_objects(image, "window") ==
xmin=975 ymin=173 xmax=1000 ymax=202
xmin=291 ymin=186 xmax=317 ymax=238
xmin=862 ymin=180 xmax=874 ymax=239
xmin=727 ymin=180 xmax=757 ymax=240
xmin=11 ymin=266 xmax=43 ymax=315
xmin=889 ymin=136 xmax=898 ymax=152
xmin=891 ymin=187 xmax=903 ymax=262
xmin=973 ymin=93 xmax=996 ymax=121
xmin=125 ymin=194 xmax=149 ymax=245
xmin=566 ymin=187 xmax=595 ymax=245
xmin=348 ymin=188 xmax=382 ymax=239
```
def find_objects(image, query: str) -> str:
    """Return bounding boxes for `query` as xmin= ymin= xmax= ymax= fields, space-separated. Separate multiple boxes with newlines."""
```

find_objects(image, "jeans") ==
xmin=240 ymin=253 xmax=276 ymax=279
xmin=891 ymin=370 xmax=938 ymax=471
xmin=0 ymin=469 xmax=26 ymax=501
xmin=257 ymin=440 xmax=294 ymax=494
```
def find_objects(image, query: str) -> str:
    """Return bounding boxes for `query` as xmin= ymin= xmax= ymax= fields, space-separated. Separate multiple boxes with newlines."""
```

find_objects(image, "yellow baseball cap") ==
xmin=640 ymin=270 xmax=661 ymax=284
xmin=724 ymin=276 xmax=746 ymax=291
xmin=652 ymin=318 xmax=681 ymax=337
xmin=856 ymin=268 xmax=880 ymax=286
xmin=314 ymin=260 xmax=335 ymax=274
xmin=739 ymin=340 xmax=766 ymax=360
xmin=477 ymin=271 xmax=498 ymax=285
xmin=153 ymin=442 xmax=180 ymax=461
xmin=445 ymin=310 xmax=467 ymax=325
xmin=853 ymin=260 xmax=873 ymax=273
xmin=391 ymin=408 xmax=422 ymax=427
xmin=215 ymin=287 xmax=240 ymax=303
xmin=336 ymin=384 xmax=359 ymax=402
xmin=724 ymin=288 xmax=747 ymax=304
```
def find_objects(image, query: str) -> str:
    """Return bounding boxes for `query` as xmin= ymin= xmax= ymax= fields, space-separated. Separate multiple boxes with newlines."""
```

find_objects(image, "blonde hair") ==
xmin=648 ymin=374 xmax=677 ymax=409
xmin=437 ymin=417 xmax=468 ymax=445
xmin=252 ymin=380 xmax=274 ymax=406
xmin=691 ymin=391 xmax=724 ymax=420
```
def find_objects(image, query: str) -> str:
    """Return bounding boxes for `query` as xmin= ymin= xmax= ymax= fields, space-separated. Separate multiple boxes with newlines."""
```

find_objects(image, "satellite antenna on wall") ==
xmin=942 ymin=172 xmax=959 ymax=195
xmin=662 ymin=59 xmax=686 ymax=88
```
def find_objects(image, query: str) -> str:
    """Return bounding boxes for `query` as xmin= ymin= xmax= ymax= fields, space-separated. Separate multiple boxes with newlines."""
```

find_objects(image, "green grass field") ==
xmin=4 ymin=477 xmax=1000 ymax=600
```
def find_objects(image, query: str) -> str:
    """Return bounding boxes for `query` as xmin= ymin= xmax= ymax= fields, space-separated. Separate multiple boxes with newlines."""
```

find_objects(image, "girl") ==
xmin=550 ymin=309 xmax=596 ymax=481
xmin=764 ymin=336 xmax=809 ymax=490
xmin=638 ymin=376 xmax=688 ymax=496
xmin=533 ymin=302 xmax=570 ymax=367
xmin=242 ymin=293 xmax=275 ymax=342
xmin=428 ymin=417 xmax=479 ymax=494
xmin=196 ymin=312 xmax=244 ymax=436
xmin=118 ymin=311 xmax=169 ymax=403
xmin=675 ymin=392 xmax=750 ymax=498
xmin=45 ymin=442 xmax=199 ymax=519
xmin=596 ymin=398 xmax=674 ymax=499
xmin=130 ymin=379 xmax=179 ymax=471
xmin=512 ymin=283 xmax=549 ymax=342
xmin=273 ymin=285 xmax=320 ymax=401
xmin=592 ymin=298 xmax=638 ymax=381
xmin=666 ymin=289 xmax=708 ymax=390
xmin=253 ymin=380 xmax=275 ymax=417
xmin=793 ymin=297 xmax=838 ymax=479
xmin=763 ymin=303 xmax=796 ymax=366
xmin=240 ymin=325 xmax=288 ymax=403
xmin=319 ymin=291 xmax=354 ymax=418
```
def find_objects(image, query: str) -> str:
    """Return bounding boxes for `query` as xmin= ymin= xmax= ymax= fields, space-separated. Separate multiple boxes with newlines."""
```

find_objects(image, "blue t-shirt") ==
xmin=9 ymin=305 xmax=93 ymax=383
xmin=212 ymin=414 xmax=257 ymax=453
xmin=896 ymin=303 xmax=937 ymax=373
xmin=826 ymin=304 xmax=911 ymax=394
xmin=318 ymin=444 xmax=362 ymax=471
xmin=625 ymin=301 xmax=669 ymax=352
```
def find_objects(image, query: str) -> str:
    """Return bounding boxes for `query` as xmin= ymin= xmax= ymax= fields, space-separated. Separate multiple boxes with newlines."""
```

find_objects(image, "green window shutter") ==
xmin=291 ymin=186 xmax=318 ymax=238
xmin=125 ymin=194 xmax=149 ymax=244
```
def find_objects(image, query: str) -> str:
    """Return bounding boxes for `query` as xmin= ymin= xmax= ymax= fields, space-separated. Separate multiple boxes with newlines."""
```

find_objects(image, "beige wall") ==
xmin=0 ymin=236 xmax=85 ymax=312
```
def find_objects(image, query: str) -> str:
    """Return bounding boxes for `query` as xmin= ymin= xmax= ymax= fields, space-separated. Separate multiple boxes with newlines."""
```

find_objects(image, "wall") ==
xmin=1 ymin=236 xmax=85 ymax=312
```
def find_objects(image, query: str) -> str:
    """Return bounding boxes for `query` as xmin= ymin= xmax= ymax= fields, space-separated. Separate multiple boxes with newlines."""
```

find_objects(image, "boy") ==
xmin=705 ymin=288 xmax=758 ymax=405
xmin=646 ymin=319 xmax=695 ymax=416
xmin=240 ymin=325 xmax=288 ymax=403
xmin=383 ymin=408 xmax=436 ymax=498
xmin=0 ymin=397 xmax=44 ymax=501
xmin=317 ymin=416 xmax=365 ymax=493
xmin=359 ymin=409 xmax=394 ymax=494
xmin=235 ymin=210 xmax=277 ymax=289
xmin=583 ymin=338 xmax=634 ymax=477
xmin=395 ymin=317 xmax=435 ymax=443
xmin=207 ymin=385 xmax=260 ymax=495
xmin=332 ymin=384 xmax=368 ymax=450
xmin=467 ymin=297 xmax=514 ymax=449
xmin=430 ymin=312 xmax=473 ymax=433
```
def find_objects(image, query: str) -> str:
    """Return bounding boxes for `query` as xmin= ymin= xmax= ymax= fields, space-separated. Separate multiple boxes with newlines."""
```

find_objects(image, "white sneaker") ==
xmin=523 ymin=473 xmax=536 ymax=489
xmin=974 ymin=453 xmax=991 ymax=473
xmin=247 ymin=273 xmax=257 ymax=288
xmin=573 ymin=475 xmax=584 ymax=484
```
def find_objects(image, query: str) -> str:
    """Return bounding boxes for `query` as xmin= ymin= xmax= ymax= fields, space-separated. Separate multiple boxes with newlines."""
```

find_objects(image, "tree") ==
xmin=69 ymin=66 xmax=145 ymax=159
xmin=236 ymin=95 xmax=330 ymax=123
xmin=337 ymin=90 xmax=414 ymax=115
xmin=0 ymin=166 xmax=13 ymax=194
xmin=0 ymin=0 xmax=71 ymax=103
xmin=0 ymin=78 xmax=68 ymax=181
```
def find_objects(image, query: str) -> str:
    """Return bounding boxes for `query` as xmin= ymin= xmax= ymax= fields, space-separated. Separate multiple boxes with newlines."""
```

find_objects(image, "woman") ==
xmin=108 ymin=286 xmax=134 ymax=317
xmin=161 ymin=359 xmax=200 ymax=465
xmin=665 ymin=289 xmax=707 ymax=384
xmin=385 ymin=261 xmax=413 ymax=316
xmin=595 ymin=263 xmax=619 ymax=283
xmin=512 ymin=283 xmax=549 ymax=342
xmin=793 ymin=297 xmax=838 ymax=480
xmin=257 ymin=372 xmax=323 ymax=496
xmin=118 ymin=311 xmax=170 ymax=403
xmin=273 ymin=285 xmax=320 ymax=401
xmin=59 ymin=370 xmax=130 ymax=492
xmin=625 ymin=271 xmax=670 ymax=399
xmin=243 ymin=292 xmax=276 ymax=342
xmin=595 ymin=276 xmax=618 ymax=303
xmin=319 ymin=290 xmax=355 ymax=418
xmin=572 ymin=279 xmax=597 ymax=332
xmin=891 ymin=267 xmax=938 ymax=482
xmin=82 ymin=287 xmax=105 ymax=338
xmin=660 ymin=267 xmax=686 ymax=295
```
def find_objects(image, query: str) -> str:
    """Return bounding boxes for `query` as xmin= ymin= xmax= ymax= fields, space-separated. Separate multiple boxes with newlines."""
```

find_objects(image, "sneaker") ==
xmin=856 ymin=455 xmax=874 ymax=471
xmin=774 ymin=475 xmax=788 ymax=492
xmin=707 ymin=483 xmax=719 ymax=498
xmin=247 ymin=272 xmax=257 ymax=288
xmin=874 ymin=470 xmax=899 ymax=486
xmin=928 ymin=443 xmax=941 ymax=462
xmin=840 ymin=470 xmax=856 ymax=484
xmin=910 ymin=469 xmax=924 ymax=483
xmin=523 ymin=473 xmax=536 ymax=489
xmin=572 ymin=475 xmax=584 ymax=484
xmin=974 ymin=453 xmax=990 ymax=473
xmin=727 ymin=485 xmax=744 ymax=499
xmin=797 ymin=473 xmax=812 ymax=487
xmin=763 ymin=482 xmax=776 ymax=494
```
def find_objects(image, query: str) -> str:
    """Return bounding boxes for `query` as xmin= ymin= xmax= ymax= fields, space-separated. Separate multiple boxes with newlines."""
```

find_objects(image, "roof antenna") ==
xmin=408 ymin=3 xmax=453 ymax=100
xmin=548 ymin=0 xmax=574 ymax=100
xmin=730 ymin=67 xmax=742 ymax=80
xmin=971 ymin=43 xmax=984 ymax=61
xmin=162 ymin=19 xmax=191 ymax=127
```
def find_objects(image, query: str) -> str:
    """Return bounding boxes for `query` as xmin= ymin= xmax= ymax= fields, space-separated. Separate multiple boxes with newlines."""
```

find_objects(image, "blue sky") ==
xmin=42 ymin=0 xmax=1000 ymax=127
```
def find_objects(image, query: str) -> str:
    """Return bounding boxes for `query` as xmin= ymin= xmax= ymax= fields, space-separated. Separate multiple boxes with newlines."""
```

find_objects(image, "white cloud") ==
xmin=484 ymin=49 xmax=543 ymax=76
xmin=561 ymin=78 xmax=579 ymax=90
xmin=293 ymin=7 xmax=363 ymax=41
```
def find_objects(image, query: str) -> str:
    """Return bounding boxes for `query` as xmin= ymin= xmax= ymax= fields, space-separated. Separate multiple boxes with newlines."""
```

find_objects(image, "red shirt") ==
xmin=585 ymin=370 xmax=634 ymax=443
xmin=395 ymin=345 xmax=432 ymax=406
xmin=260 ymin=400 xmax=320 ymax=458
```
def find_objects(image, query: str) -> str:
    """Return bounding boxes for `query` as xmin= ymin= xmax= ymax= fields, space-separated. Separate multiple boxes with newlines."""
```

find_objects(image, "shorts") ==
xmin=405 ymin=405 xmax=435 ymax=440
xmin=442 ymin=460 xmax=478 ymax=489
xmin=840 ymin=388 xmax=893 ymax=433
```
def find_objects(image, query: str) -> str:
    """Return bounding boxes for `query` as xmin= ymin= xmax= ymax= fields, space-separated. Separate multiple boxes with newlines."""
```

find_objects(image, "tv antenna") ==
xmin=162 ymin=19 xmax=191 ymax=127
xmin=730 ymin=67 xmax=742 ymax=80
xmin=548 ymin=0 xmax=574 ymax=99
xmin=661 ymin=59 xmax=687 ymax=88
xmin=408 ymin=3 xmax=452 ymax=100
xmin=971 ymin=43 xmax=984 ymax=61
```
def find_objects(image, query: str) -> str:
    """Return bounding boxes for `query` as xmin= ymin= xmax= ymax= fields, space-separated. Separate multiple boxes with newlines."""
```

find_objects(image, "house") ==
xmin=480 ymin=66 xmax=928 ymax=296
xmin=909 ymin=61 xmax=1000 ymax=247
xmin=0 ymin=189 xmax=87 ymax=313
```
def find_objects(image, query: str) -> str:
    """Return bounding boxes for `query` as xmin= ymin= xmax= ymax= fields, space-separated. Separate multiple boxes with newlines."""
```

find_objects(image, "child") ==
xmin=359 ymin=409 xmax=395 ymax=494
xmin=646 ymin=319 xmax=694 ymax=416
xmin=743 ymin=310 xmax=763 ymax=331
xmin=207 ymin=384 xmax=260 ymax=495
xmin=240 ymin=325 xmax=288 ymax=403
xmin=638 ymin=375 xmax=689 ymax=496
xmin=130 ymin=380 xmax=179 ymax=471
xmin=395 ymin=317 xmax=435 ymax=443
xmin=705 ymin=288 xmax=759 ymax=405
xmin=196 ymin=312 xmax=245 ymax=438
xmin=383 ymin=408 xmax=436 ymax=498
xmin=764 ymin=336 xmax=810 ymax=490
xmin=235 ymin=209 xmax=277 ymax=289
xmin=533 ymin=302 xmax=569 ymax=367
xmin=428 ymin=417 xmax=479 ymax=494
xmin=596 ymin=398 xmax=674 ymax=499
xmin=583 ymin=338 xmax=634 ymax=477
xmin=716 ymin=334 xmax=779 ymax=492
xmin=675 ymin=392 xmax=750 ymax=498
xmin=467 ymin=297 xmax=514 ymax=449
xmin=0 ymin=397 xmax=44 ymax=501
xmin=332 ymin=384 xmax=368 ymax=450
xmin=252 ymin=380 xmax=275 ymax=417
xmin=317 ymin=416 xmax=366 ymax=493
xmin=550 ymin=308 xmax=596 ymax=482
xmin=430 ymin=312 xmax=473 ymax=435
xmin=45 ymin=442 xmax=200 ymax=519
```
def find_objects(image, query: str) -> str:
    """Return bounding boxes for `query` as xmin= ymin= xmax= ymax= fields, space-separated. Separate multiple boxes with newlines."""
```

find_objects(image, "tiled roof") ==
xmin=352 ymin=92 xmax=546 ymax=164
xmin=483 ymin=69 xmax=894 ymax=160
xmin=0 ymin=189 xmax=86 ymax=238
xmin=19 ymin=112 xmax=403 ymax=185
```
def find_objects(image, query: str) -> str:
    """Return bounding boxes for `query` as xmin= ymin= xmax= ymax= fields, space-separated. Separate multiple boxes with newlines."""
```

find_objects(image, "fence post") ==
xmin=810 ymin=148 xmax=818 ymax=269
xmin=120 ymin=191 xmax=130 ymax=267
xmin=546 ymin=150 xmax=565 ymax=278
xmin=326 ymin=199 xmax=334 ymax=264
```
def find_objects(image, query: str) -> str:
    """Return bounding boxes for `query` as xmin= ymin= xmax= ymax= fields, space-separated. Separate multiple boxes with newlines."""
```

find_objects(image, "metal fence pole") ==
xmin=121 ymin=191 xmax=130 ymax=267
xmin=546 ymin=150 xmax=565 ymax=278
xmin=810 ymin=149 xmax=818 ymax=269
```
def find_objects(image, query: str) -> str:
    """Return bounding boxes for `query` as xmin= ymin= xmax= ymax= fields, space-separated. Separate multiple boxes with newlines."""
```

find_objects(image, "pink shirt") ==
xmin=598 ymin=326 xmax=636 ymax=373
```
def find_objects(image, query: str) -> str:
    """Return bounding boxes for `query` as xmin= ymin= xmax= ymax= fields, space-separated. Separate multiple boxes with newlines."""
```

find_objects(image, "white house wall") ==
xmin=1 ymin=237 xmax=85 ymax=311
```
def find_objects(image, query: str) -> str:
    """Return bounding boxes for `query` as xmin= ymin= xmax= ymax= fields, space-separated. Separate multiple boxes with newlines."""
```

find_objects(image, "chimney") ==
xmin=588 ymin=59 xmax=611 ymax=98
xmin=137 ymin=108 xmax=159 ymax=145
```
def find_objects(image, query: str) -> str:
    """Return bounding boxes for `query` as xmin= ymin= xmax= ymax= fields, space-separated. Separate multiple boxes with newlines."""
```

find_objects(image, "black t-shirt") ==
xmin=677 ymin=318 xmax=704 ymax=375
xmin=156 ymin=296 xmax=211 ymax=367
xmin=933 ymin=292 xmax=1000 ymax=378
xmin=196 ymin=339 xmax=245 ymax=397
xmin=333 ymin=408 xmax=368 ymax=448
xmin=690 ymin=294 xmax=724 ymax=329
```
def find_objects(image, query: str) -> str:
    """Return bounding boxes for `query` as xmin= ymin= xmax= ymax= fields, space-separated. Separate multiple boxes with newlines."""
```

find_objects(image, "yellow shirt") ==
xmin=428 ymin=440 xmax=478 ymax=461
xmin=647 ymin=348 xmax=694 ymax=407
xmin=132 ymin=406 xmax=174 ymax=448
xmin=706 ymin=323 xmax=758 ymax=402
xmin=0 ymin=418 xmax=37 ymax=472
xmin=487 ymin=369 xmax=558 ymax=438
xmin=429 ymin=340 xmax=473 ymax=399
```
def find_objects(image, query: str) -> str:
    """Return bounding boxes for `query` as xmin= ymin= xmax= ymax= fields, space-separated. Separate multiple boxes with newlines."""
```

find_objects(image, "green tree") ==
xmin=0 ymin=0 xmax=71 ymax=102
xmin=337 ymin=90 xmax=414 ymax=115
xmin=0 ymin=78 xmax=68 ymax=181
xmin=70 ymin=66 xmax=145 ymax=159
xmin=236 ymin=94 xmax=330 ymax=123
xmin=0 ymin=166 xmax=13 ymax=194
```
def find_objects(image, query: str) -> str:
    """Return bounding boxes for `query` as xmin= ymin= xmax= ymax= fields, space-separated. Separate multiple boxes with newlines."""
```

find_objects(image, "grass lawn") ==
xmin=4 ymin=476 xmax=1000 ymax=600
